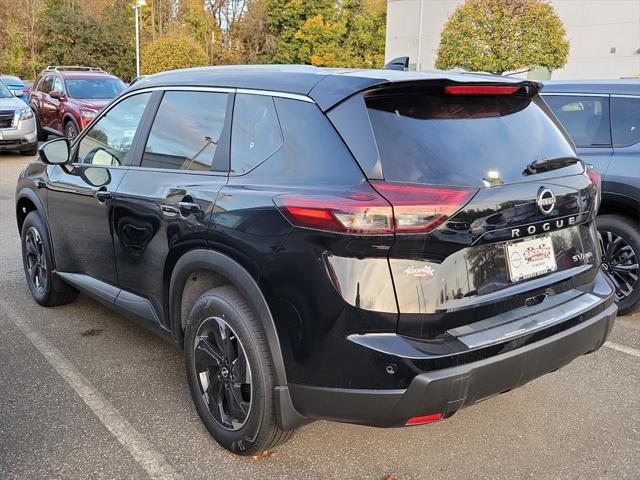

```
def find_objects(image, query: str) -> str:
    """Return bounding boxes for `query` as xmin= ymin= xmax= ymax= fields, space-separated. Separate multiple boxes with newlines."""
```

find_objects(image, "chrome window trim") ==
xmin=236 ymin=88 xmax=314 ymax=103
xmin=541 ymin=92 xmax=609 ymax=98
xmin=610 ymin=94 xmax=640 ymax=99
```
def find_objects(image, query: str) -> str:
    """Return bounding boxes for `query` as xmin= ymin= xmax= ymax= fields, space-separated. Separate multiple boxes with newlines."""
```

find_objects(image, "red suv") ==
xmin=29 ymin=66 xmax=126 ymax=141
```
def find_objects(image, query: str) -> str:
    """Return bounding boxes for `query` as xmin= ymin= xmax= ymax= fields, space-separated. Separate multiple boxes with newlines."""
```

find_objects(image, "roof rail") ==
xmin=45 ymin=66 xmax=104 ymax=72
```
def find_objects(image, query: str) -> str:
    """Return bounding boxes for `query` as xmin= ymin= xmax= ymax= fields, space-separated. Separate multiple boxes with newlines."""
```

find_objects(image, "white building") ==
xmin=385 ymin=0 xmax=640 ymax=79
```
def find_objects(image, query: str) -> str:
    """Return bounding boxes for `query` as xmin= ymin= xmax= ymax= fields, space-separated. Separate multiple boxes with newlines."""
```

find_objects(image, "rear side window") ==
xmin=141 ymin=91 xmax=229 ymax=171
xmin=366 ymin=92 xmax=576 ymax=187
xmin=231 ymin=94 xmax=282 ymax=174
xmin=544 ymin=95 xmax=611 ymax=147
xmin=611 ymin=96 xmax=640 ymax=147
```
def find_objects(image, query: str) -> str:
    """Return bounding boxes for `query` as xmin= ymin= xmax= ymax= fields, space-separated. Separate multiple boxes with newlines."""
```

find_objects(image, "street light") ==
xmin=133 ymin=0 xmax=146 ymax=78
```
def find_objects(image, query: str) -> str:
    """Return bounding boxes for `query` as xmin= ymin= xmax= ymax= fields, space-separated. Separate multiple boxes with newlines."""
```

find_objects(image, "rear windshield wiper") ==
xmin=524 ymin=156 xmax=581 ymax=175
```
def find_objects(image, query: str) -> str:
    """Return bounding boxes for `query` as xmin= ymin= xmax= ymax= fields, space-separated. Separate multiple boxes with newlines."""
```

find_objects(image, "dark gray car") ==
xmin=543 ymin=80 xmax=640 ymax=314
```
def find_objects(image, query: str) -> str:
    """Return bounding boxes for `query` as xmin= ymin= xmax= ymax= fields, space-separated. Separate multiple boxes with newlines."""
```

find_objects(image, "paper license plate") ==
xmin=505 ymin=234 xmax=557 ymax=282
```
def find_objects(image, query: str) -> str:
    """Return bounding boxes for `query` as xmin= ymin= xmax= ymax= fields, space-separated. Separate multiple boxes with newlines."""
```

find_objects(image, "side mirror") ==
xmin=39 ymin=138 xmax=70 ymax=165
xmin=49 ymin=91 xmax=63 ymax=100
xmin=13 ymin=90 xmax=22 ymax=97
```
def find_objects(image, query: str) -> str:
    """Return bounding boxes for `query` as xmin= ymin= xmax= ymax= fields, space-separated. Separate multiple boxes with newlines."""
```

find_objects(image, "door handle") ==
xmin=160 ymin=205 xmax=179 ymax=217
xmin=178 ymin=201 xmax=201 ymax=214
xmin=95 ymin=190 xmax=112 ymax=202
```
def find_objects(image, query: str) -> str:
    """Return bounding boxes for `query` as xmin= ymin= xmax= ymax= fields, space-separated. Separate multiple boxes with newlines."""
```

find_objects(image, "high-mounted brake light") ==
xmin=275 ymin=182 xmax=476 ymax=235
xmin=444 ymin=85 xmax=520 ymax=95
xmin=406 ymin=413 xmax=443 ymax=426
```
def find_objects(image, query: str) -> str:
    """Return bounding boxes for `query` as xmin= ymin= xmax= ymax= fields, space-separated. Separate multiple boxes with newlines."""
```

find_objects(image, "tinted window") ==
xmin=66 ymin=78 xmax=126 ymax=99
xmin=231 ymin=94 xmax=283 ymax=174
xmin=544 ymin=95 xmax=611 ymax=147
xmin=52 ymin=77 xmax=63 ymax=94
xmin=141 ymin=91 xmax=229 ymax=171
xmin=40 ymin=76 xmax=53 ymax=94
xmin=241 ymin=97 xmax=363 ymax=185
xmin=77 ymin=93 xmax=151 ymax=166
xmin=366 ymin=93 xmax=576 ymax=187
xmin=611 ymin=96 xmax=640 ymax=147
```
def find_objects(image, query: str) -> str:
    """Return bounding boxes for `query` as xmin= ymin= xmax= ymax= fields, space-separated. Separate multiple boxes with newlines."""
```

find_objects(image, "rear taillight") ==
xmin=275 ymin=184 xmax=393 ymax=234
xmin=585 ymin=166 xmax=602 ymax=212
xmin=444 ymin=85 xmax=520 ymax=95
xmin=275 ymin=182 xmax=476 ymax=235
xmin=371 ymin=181 xmax=476 ymax=233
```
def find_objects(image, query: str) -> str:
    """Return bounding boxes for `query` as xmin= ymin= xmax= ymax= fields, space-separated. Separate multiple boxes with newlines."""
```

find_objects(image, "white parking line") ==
xmin=1 ymin=301 xmax=180 ymax=480
xmin=604 ymin=341 xmax=640 ymax=358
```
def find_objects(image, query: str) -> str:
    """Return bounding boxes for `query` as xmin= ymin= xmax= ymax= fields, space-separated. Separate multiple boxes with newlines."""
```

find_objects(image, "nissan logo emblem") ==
xmin=537 ymin=188 xmax=556 ymax=215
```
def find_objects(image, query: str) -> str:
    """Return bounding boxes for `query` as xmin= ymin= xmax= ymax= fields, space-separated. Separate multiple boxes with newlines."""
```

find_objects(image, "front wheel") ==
xmin=20 ymin=211 xmax=78 ymax=307
xmin=184 ymin=286 xmax=294 ymax=455
xmin=64 ymin=120 xmax=79 ymax=142
xmin=597 ymin=214 xmax=640 ymax=315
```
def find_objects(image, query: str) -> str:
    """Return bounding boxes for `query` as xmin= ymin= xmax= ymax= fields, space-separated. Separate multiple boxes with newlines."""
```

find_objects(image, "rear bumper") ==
xmin=289 ymin=293 xmax=616 ymax=427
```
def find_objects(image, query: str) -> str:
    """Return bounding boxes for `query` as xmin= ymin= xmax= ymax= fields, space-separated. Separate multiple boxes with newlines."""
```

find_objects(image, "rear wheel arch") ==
xmin=16 ymin=188 xmax=46 ymax=235
xmin=168 ymin=248 xmax=288 ymax=386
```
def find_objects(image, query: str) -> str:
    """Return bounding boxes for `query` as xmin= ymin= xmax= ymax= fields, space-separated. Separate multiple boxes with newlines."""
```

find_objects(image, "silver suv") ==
xmin=0 ymin=80 xmax=37 ymax=156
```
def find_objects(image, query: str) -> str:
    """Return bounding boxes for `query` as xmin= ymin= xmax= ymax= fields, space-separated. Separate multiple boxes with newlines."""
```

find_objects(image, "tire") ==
xmin=20 ymin=144 xmax=38 ymax=156
xmin=33 ymin=110 xmax=47 ymax=141
xmin=64 ymin=120 xmax=79 ymax=142
xmin=20 ymin=211 xmax=78 ymax=307
xmin=184 ymin=286 xmax=295 ymax=455
xmin=597 ymin=214 xmax=640 ymax=315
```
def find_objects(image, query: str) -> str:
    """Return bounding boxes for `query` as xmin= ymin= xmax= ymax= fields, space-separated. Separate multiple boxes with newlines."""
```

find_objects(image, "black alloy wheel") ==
xmin=193 ymin=316 xmax=252 ymax=431
xmin=24 ymin=226 xmax=48 ymax=294
xmin=600 ymin=229 xmax=639 ymax=303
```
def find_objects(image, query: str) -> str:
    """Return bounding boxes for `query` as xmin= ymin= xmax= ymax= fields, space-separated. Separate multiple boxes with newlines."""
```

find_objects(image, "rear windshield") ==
xmin=365 ymin=92 xmax=576 ymax=187
xmin=66 ymin=78 xmax=126 ymax=99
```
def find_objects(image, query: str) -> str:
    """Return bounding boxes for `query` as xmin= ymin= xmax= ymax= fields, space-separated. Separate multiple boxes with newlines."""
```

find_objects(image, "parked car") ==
xmin=0 ymin=74 xmax=31 ymax=104
xmin=0 ymin=79 xmax=37 ymax=155
xmin=29 ymin=66 xmax=126 ymax=142
xmin=16 ymin=66 xmax=616 ymax=455
xmin=542 ymin=80 xmax=640 ymax=315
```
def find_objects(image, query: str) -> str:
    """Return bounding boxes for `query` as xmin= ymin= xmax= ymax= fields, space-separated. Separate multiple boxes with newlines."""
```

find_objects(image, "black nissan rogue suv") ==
xmin=16 ymin=66 xmax=616 ymax=455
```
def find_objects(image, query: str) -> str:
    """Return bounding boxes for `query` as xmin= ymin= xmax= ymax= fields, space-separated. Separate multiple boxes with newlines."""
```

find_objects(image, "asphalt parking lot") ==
xmin=0 ymin=151 xmax=639 ymax=480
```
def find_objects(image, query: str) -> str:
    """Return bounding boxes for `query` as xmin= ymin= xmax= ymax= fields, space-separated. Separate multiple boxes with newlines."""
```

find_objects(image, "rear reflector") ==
xmin=444 ymin=85 xmax=520 ymax=95
xmin=275 ymin=182 xmax=476 ymax=235
xmin=405 ymin=413 xmax=443 ymax=426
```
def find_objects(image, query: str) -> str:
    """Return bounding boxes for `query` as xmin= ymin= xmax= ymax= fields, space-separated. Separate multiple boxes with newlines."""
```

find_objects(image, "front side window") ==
xmin=611 ymin=96 xmax=640 ymax=147
xmin=52 ymin=77 xmax=63 ymax=95
xmin=141 ymin=91 xmax=229 ymax=171
xmin=40 ymin=76 xmax=53 ymax=94
xmin=77 ymin=92 xmax=151 ymax=166
xmin=231 ymin=94 xmax=283 ymax=174
xmin=544 ymin=95 xmax=611 ymax=147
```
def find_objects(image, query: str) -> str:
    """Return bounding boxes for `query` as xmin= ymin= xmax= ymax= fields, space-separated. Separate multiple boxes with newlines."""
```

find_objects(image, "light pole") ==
xmin=133 ymin=0 xmax=146 ymax=78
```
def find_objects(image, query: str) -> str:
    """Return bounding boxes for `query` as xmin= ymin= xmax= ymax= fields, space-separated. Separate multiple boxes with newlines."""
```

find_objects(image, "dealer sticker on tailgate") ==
xmin=506 ymin=234 xmax=557 ymax=282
